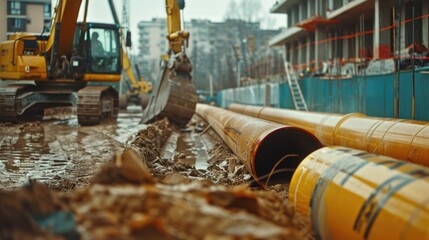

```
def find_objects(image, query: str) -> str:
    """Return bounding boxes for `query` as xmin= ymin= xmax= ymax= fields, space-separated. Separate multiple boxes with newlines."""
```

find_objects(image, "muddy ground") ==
xmin=0 ymin=106 xmax=145 ymax=191
xmin=0 ymin=107 xmax=312 ymax=239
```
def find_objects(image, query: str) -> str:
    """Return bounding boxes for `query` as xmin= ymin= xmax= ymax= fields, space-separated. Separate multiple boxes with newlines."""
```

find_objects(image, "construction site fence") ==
xmin=217 ymin=66 xmax=429 ymax=121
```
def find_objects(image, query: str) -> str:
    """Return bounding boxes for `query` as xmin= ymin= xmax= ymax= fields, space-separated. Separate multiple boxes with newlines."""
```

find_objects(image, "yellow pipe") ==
xmin=196 ymin=104 xmax=322 ymax=187
xmin=290 ymin=146 xmax=429 ymax=240
xmin=229 ymin=104 xmax=429 ymax=167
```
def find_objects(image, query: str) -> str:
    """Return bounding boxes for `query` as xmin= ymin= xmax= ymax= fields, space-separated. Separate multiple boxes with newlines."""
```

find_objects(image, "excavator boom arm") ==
xmin=107 ymin=0 xmax=152 ymax=96
xmin=165 ymin=0 xmax=189 ymax=54
xmin=45 ymin=0 xmax=83 ymax=57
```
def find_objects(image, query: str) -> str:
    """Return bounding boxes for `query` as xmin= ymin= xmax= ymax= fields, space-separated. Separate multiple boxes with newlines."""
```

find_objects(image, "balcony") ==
xmin=296 ymin=15 xmax=338 ymax=31
xmin=270 ymin=0 xmax=301 ymax=14
xmin=327 ymin=0 xmax=372 ymax=20
xmin=269 ymin=27 xmax=304 ymax=46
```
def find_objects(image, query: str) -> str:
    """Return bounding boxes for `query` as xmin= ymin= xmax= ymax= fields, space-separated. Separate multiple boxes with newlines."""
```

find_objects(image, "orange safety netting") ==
xmin=296 ymin=15 xmax=339 ymax=31
xmin=285 ymin=13 xmax=429 ymax=70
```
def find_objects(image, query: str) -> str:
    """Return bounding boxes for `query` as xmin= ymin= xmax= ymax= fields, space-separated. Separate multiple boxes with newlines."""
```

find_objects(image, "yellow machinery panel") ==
xmin=0 ymin=36 xmax=47 ymax=81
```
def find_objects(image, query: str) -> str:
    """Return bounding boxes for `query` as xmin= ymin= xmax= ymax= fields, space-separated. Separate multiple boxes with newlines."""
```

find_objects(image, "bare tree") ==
xmin=224 ymin=0 xmax=262 ymax=23
xmin=224 ymin=0 xmax=240 ymax=20
xmin=239 ymin=0 xmax=262 ymax=23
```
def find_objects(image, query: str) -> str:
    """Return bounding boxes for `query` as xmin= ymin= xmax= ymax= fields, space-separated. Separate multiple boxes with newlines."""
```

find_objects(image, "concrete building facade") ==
xmin=269 ymin=0 xmax=429 ymax=74
xmin=1 ymin=0 xmax=51 ymax=41
xmin=0 ymin=0 xmax=7 ymax=42
xmin=137 ymin=18 xmax=168 ymax=82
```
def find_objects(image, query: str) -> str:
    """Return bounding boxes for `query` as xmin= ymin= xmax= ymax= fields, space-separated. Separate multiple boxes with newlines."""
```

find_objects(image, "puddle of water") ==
xmin=0 ymin=109 xmax=146 ymax=190
xmin=173 ymin=131 xmax=210 ymax=170
xmin=161 ymin=132 xmax=180 ymax=161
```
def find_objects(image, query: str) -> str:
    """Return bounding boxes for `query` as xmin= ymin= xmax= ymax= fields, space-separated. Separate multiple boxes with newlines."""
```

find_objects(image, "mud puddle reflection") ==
xmin=0 ymin=107 xmax=146 ymax=191
xmin=176 ymin=131 xmax=210 ymax=170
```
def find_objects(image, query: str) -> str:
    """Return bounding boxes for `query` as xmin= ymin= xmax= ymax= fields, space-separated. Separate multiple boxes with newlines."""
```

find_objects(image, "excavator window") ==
xmin=91 ymin=31 xmax=104 ymax=57
xmin=73 ymin=23 xmax=121 ymax=75
xmin=88 ymin=27 xmax=120 ymax=74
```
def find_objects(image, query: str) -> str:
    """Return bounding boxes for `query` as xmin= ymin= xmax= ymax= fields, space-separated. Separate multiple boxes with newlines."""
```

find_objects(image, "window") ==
xmin=7 ymin=17 xmax=25 ymax=32
xmin=11 ymin=18 xmax=21 ymax=28
xmin=405 ymin=0 xmax=422 ymax=46
xmin=9 ymin=2 xmax=22 ymax=15
xmin=302 ymin=1 xmax=308 ymax=20
xmin=44 ymin=19 xmax=51 ymax=32
xmin=293 ymin=5 xmax=299 ymax=25
xmin=333 ymin=0 xmax=343 ymax=10
xmin=90 ymin=28 xmax=120 ymax=73
xmin=44 ymin=4 xmax=51 ymax=18
xmin=309 ymin=0 xmax=315 ymax=17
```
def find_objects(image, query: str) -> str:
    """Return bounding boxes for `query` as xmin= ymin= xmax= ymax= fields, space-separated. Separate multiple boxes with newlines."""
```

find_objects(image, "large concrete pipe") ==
xmin=229 ymin=104 xmax=429 ymax=167
xmin=196 ymin=104 xmax=322 ymax=187
xmin=290 ymin=146 xmax=429 ymax=240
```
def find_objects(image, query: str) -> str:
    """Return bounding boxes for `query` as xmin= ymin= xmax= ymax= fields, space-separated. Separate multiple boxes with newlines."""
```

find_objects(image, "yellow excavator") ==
xmin=0 ymin=0 xmax=197 ymax=127
xmin=119 ymin=53 xmax=152 ymax=109
xmin=141 ymin=0 xmax=197 ymax=127
xmin=106 ymin=0 xmax=152 ymax=110
xmin=0 ymin=0 xmax=124 ymax=125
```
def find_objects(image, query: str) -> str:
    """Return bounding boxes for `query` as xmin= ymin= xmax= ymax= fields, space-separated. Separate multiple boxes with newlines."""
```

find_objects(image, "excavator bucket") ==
xmin=141 ymin=57 xmax=197 ymax=127
xmin=141 ymin=0 xmax=197 ymax=127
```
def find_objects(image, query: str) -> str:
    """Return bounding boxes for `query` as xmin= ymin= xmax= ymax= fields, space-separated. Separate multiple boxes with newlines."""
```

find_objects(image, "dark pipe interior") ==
xmin=254 ymin=127 xmax=322 ymax=186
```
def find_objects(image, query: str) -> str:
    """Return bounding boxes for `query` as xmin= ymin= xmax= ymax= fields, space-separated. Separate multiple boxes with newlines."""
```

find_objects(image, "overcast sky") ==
xmin=59 ymin=0 xmax=286 ymax=52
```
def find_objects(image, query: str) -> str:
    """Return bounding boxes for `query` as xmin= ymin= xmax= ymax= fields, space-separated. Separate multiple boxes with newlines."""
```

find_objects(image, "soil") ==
xmin=0 ymin=107 xmax=313 ymax=239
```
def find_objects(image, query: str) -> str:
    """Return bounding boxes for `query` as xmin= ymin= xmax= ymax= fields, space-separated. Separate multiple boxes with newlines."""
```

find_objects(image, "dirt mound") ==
xmin=19 ymin=121 xmax=44 ymax=133
xmin=67 ymin=181 xmax=307 ymax=239
xmin=44 ymin=107 xmax=74 ymax=120
xmin=0 ymin=181 xmax=70 ymax=239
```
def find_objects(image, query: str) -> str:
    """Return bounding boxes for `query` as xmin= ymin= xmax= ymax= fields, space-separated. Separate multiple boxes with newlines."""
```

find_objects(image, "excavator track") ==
xmin=0 ymin=84 xmax=48 ymax=122
xmin=141 ymin=67 xmax=197 ymax=127
xmin=77 ymin=86 xmax=119 ymax=126
xmin=0 ymin=84 xmax=28 ymax=123
xmin=0 ymin=84 xmax=119 ymax=125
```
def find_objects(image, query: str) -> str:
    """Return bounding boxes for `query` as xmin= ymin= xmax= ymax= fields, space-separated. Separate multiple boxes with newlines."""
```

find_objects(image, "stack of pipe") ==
xmin=291 ymin=146 xmax=429 ymax=239
xmin=196 ymin=103 xmax=429 ymax=239
xmin=229 ymin=103 xmax=429 ymax=167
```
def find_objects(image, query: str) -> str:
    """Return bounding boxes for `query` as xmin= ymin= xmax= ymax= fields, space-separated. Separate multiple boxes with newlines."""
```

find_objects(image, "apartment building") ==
xmin=137 ymin=18 xmax=279 ymax=90
xmin=269 ymin=0 xmax=429 ymax=74
xmin=1 ymin=0 xmax=52 ymax=41
xmin=0 ymin=1 xmax=6 ymax=42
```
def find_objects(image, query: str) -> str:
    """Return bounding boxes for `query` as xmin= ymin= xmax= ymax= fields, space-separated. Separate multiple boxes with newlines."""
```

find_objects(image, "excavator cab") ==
xmin=73 ymin=23 xmax=122 ymax=77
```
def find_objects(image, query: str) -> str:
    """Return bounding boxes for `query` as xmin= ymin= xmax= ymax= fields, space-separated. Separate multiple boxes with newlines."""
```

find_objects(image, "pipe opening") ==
xmin=254 ymin=127 xmax=322 ymax=186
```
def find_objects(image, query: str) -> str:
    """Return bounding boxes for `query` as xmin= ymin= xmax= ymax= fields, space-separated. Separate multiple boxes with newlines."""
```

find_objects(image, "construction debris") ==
xmin=0 ymin=116 xmax=313 ymax=239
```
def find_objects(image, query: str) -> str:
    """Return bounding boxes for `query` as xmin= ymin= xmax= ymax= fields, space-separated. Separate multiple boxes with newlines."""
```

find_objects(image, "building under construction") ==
xmin=218 ymin=0 xmax=429 ymax=121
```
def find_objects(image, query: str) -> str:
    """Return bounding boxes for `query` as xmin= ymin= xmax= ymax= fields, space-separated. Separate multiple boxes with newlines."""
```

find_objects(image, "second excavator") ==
xmin=107 ymin=0 xmax=152 ymax=110
xmin=141 ymin=0 xmax=197 ymax=127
